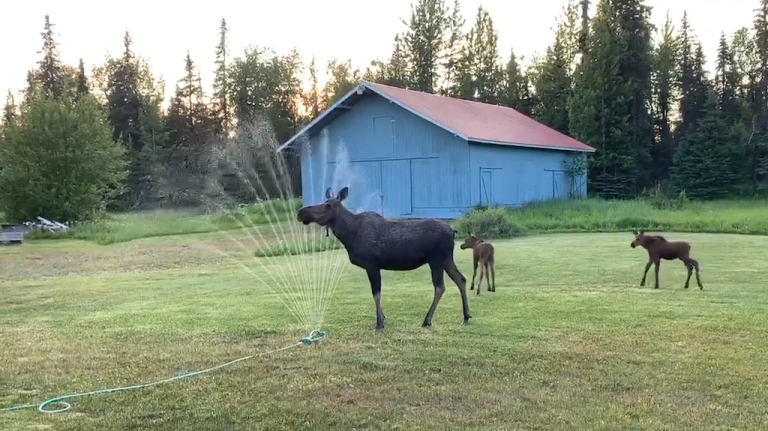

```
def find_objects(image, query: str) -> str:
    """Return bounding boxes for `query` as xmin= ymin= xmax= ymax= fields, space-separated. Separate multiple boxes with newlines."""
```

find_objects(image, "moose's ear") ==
xmin=337 ymin=187 xmax=349 ymax=202
xmin=639 ymin=230 xmax=645 ymax=236
xmin=325 ymin=187 xmax=333 ymax=200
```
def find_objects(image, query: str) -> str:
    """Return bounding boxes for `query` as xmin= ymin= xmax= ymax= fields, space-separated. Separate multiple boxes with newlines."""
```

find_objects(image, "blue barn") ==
xmin=277 ymin=82 xmax=596 ymax=219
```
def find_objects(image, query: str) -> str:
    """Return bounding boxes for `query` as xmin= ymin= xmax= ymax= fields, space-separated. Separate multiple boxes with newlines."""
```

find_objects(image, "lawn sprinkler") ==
xmin=300 ymin=330 xmax=327 ymax=346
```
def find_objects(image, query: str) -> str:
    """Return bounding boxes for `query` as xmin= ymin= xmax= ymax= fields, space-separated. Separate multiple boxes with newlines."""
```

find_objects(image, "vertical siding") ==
xmin=302 ymin=94 xmax=469 ymax=219
xmin=299 ymin=93 xmax=587 ymax=218
xmin=468 ymin=143 xmax=587 ymax=207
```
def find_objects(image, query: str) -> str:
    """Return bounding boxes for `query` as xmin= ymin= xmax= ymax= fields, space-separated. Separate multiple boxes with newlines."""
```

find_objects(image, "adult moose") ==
xmin=296 ymin=186 xmax=471 ymax=332
xmin=630 ymin=230 xmax=704 ymax=290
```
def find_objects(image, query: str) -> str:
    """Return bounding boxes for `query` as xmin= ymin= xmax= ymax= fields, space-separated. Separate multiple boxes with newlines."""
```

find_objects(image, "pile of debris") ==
xmin=0 ymin=217 xmax=70 ymax=245
xmin=24 ymin=216 xmax=70 ymax=233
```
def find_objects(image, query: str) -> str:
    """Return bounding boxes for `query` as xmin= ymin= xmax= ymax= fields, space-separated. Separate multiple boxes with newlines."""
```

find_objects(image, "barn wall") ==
xmin=301 ymin=93 xmax=471 ymax=219
xmin=468 ymin=142 xmax=588 ymax=207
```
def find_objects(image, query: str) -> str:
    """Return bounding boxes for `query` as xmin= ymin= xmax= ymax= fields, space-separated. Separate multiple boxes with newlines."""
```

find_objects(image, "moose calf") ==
xmin=630 ymin=230 xmax=703 ymax=290
xmin=459 ymin=231 xmax=496 ymax=295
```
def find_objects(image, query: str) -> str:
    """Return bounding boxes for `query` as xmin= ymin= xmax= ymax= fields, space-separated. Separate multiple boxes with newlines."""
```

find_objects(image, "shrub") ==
xmin=255 ymin=236 xmax=343 ymax=257
xmin=452 ymin=206 xmax=526 ymax=239
xmin=0 ymin=90 xmax=127 ymax=222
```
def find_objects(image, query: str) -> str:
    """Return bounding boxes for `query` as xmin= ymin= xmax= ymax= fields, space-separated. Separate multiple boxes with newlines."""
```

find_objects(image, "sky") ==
xmin=0 ymin=0 xmax=760 ymax=110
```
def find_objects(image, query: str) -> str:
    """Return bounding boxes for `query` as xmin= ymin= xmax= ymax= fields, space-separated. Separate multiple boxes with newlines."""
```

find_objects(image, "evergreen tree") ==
xmin=715 ymin=33 xmax=741 ymax=123
xmin=615 ymin=0 xmax=655 ymax=191
xmin=102 ymin=30 xmax=166 ymax=209
xmin=363 ymin=34 xmax=411 ymax=88
xmin=750 ymin=0 xmax=768 ymax=190
xmin=532 ymin=3 xmax=580 ymax=135
xmin=569 ymin=0 xmax=635 ymax=198
xmin=675 ymin=12 xmax=700 ymax=137
xmin=402 ymin=0 xmax=448 ymax=93
xmin=440 ymin=0 xmax=465 ymax=94
xmin=670 ymin=90 xmax=737 ymax=200
xmin=650 ymin=14 xmax=676 ymax=182
xmin=468 ymin=6 xmax=502 ymax=104
xmin=2 ymin=91 xmax=17 ymax=126
xmin=304 ymin=56 xmax=322 ymax=119
xmin=76 ymin=58 xmax=90 ymax=97
xmin=163 ymin=52 xmax=213 ymax=206
xmin=35 ymin=14 xmax=64 ymax=100
xmin=500 ymin=49 xmax=523 ymax=109
xmin=451 ymin=36 xmax=476 ymax=99
xmin=211 ymin=18 xmax=231 ymax=135
xmin=321 ymin=59 xmax=361 ymax=107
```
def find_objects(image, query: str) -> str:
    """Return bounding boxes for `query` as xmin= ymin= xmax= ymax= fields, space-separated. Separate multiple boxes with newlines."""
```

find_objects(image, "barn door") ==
xmin=552 ymin=171 xmax=567 ymax=199
xmin=480 ymin=168 xmax=493 ymax=207
xmin=381 ymin=160 xmax=412 ymax=218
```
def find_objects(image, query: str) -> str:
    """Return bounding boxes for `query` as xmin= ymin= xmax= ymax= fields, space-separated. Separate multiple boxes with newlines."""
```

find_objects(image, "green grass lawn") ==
xmin=1 ymin=230 xmax=767 ymax=430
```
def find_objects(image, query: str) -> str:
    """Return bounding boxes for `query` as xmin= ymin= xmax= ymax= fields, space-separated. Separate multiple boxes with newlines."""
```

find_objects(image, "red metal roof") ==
xmin=366 ymin=82 xmax=596 ymax=152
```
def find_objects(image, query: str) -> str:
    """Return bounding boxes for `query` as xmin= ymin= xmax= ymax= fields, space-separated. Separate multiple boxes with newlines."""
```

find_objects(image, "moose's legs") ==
xmin=444 ymin=259 xmax=471 ymax=325
xmin=640 ymin=261 xmax=652 ymax=286
xmin=682 ymin=257 xmax=704 ymax=290
xmin=476 ymin=261 xmax=485 ymax=296
xmin=653 ymin=260 xmax=661 ymax=289
xmin=366 ymin=268 xmax=386 ymax=332
xmin=469 ymin=257 xmax=478 ymax=290
xmin=422 ymin=261 xmax=446 ymax=328
xmin=691 ymin=258 xmax=703 ymax=289
xmin=489 ymin=260 xmax=496 ymax=292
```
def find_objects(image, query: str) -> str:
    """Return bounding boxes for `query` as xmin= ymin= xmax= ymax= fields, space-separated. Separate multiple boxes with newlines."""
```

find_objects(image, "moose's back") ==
xmin=351 ymin=216 xmax=456 ymax=271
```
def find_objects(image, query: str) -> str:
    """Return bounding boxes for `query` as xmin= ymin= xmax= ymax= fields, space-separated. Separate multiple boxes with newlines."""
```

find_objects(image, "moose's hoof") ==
xmin=421 ymin=322 xmax=432 ymax=328
xmin=684 ymin=285 xmax=689 ymax=289
xmin=462 ymin=318 xmax=470 ymax=325
xmin=469 ymin=285 xmax=474 ymax=290
xmin=375 ymin=326 xmax=385 ymax=334
xmin=699 ymin=285 xmax=704 ymax=290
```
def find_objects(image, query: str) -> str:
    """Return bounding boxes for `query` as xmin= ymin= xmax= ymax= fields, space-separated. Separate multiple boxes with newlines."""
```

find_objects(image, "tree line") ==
xmin=1 ymin=0 xmax=767 ymax=222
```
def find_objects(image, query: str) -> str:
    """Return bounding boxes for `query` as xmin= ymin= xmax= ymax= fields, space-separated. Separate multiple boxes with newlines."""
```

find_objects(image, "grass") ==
xmin=454 ymin=198 xmax=768 ymax=238
xmin=23 ymin=198 xmax=302 ymax=245
xmin=2 ymin=229 xmax=768 ymax=430
xmin=255 ymin=234 xmax=344 ymax=257
xmin=15 ymin=197 xmax=768 ymax=247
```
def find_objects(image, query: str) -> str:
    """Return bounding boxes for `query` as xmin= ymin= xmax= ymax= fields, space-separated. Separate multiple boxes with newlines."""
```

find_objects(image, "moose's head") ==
xmin=459 ymin=230 xmax=483 ymax=250
xmin=630 ymin=230 xmax=647 ymax=248
xmin=296 ymin=186 xmax=349 ymax=227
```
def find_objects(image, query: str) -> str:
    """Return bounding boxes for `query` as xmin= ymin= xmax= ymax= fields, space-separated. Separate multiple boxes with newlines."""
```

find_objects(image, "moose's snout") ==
xmin=297 ymin=207 xmax=312 ymax=225
xmin=460 ymin=244 xmax=468 ymax=250
xmin=630 ymin=242 xmax=637 ymax=248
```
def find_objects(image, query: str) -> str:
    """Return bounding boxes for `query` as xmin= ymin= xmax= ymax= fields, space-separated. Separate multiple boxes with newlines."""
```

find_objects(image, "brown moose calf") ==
xmin=459 ymin=231 xmax=496 ymax=295
xmin=630 ymin=230 xmax=703 ymax=290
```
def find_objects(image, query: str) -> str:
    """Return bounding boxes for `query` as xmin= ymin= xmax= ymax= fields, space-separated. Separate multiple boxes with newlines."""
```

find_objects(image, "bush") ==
xmin=452 ymin=198 xmax=768 ymax=238
xmin=452 ymin=206 xmax=526 ymax=239
xmin=255 ymin=236 xmax=343 ymax=257
xmin=0 ymin=90 xmax=127 ymax=222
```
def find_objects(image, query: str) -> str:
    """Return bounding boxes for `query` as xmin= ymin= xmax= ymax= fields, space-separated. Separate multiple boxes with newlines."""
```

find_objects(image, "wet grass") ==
xmin=1 ymin=231 xmax=767 ymax=430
